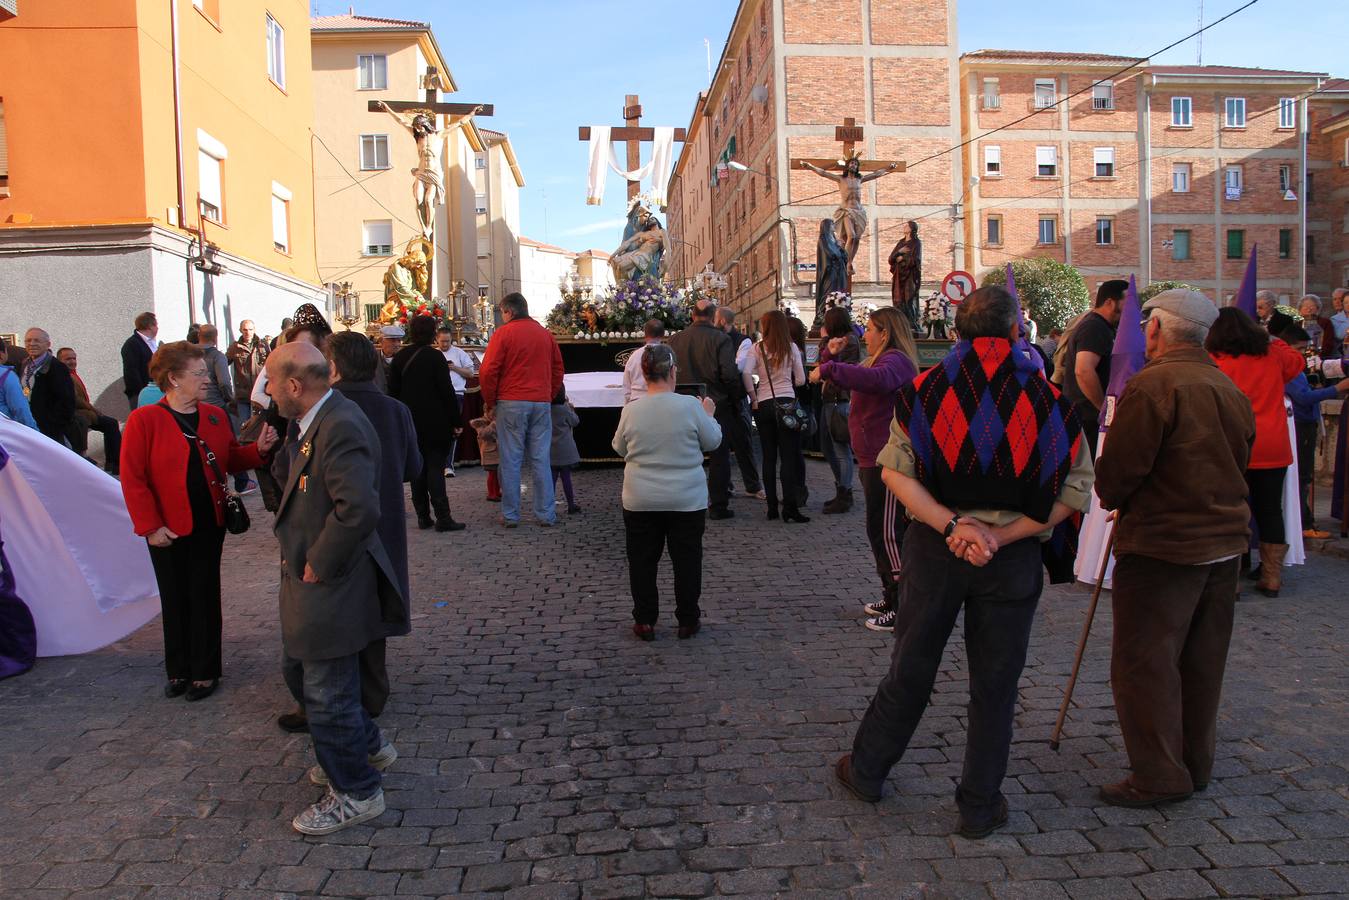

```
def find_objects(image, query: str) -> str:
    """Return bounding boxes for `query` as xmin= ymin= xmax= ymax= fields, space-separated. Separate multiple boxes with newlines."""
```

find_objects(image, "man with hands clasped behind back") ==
xmin=834 ymin=286 xmax=1094 ymax=841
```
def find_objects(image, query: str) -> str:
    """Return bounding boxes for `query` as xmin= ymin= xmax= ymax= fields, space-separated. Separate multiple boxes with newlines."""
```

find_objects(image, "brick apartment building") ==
xmin=666 ymin=0 xmax=964 ymax=321
xmin=668 ymin=0 xmax=1349 ymax=323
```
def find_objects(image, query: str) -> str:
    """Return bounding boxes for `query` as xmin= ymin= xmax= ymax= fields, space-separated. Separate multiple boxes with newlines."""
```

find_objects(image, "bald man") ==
xmin=22 ymin=328 xmax=77 ymax=442
xmin=266 ymin=341 xmax=405 ymax=835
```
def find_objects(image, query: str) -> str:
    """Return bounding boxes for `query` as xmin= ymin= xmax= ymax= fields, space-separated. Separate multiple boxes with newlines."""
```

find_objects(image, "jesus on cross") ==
xmin=799 ymin=153 xmax=901 ymax=271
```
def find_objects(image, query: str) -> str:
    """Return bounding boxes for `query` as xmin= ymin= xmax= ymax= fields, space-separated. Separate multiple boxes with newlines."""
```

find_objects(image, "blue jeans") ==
xmin=495 ymin=399 xmax=555 ymax=524
xmin=283 ymin=651 xmax=383 ymax=799
xmin=821 ymin=401 xmax=854 ymax=492
xmin=232 ymin=401 xmax=252 ymax=490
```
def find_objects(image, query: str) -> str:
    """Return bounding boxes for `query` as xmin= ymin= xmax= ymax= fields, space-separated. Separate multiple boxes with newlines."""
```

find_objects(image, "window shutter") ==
xmin=1093 ymin=148 xmax=1113 ymax=166
xmin=197 ymin=150 xmax=223 ymax=210
xmin=0 ymin=102 xmax=8 ymax=177
xmin=984 ymin=146 xmax=1001 ymax=169
xmin=1036 ymin=146 xmax=1056 ymax=167
xmin=271 ymin=195 xmax=288 ymax=249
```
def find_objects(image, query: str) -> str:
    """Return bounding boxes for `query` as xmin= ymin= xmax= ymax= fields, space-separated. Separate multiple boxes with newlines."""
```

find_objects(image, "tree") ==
xmin=1139 ymin=280 xmax=1198 ymax=302
xmin=981 ymin=259 xmax=1089 ymax=332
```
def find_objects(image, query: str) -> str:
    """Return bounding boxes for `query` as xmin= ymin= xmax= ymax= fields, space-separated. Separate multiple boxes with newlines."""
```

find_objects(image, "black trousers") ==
xmin=1246 ymin=467 xmax=1287 ymax=544
xmin=850 ymin=525 xmax=1043 ymax=825
xmin=859 ymin=466 xmax=907 ymax=597
xmin=752 ymin=405 xmax=805 ymax=513
xmin=66 ymin=415 xmax=122 ymax=473
xmin=623 ymin=509 xmax=705 ymax=626
xmin=721 ymin=400 xmax=762 ymax=494
xmin=1077 ymin=408 xmax=1101 ymax=459
xmin=706 ymin=408 xmax=733 ymax=515
xmin=412 ymin=437 xmax=450 ymax=517
xmin=1295 ymin=420 xmax=1318 ymax=527
xmin=148 ymin=525 xmax=226 ymax=682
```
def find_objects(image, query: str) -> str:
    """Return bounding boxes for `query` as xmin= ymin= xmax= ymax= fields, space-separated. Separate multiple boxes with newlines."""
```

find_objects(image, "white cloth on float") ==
xmin=1076 ymin=399 xmax=1304 ymax=588
xmin=585 ymin=125 xmax=676 ymax=207
xmin=564 ymin=371 xmax=625 ymax=409
xmin=0 ymin=416 xmax=159 ymax=656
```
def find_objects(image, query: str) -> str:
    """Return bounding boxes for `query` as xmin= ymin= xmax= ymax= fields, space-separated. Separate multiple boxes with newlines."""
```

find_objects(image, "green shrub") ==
xmin=1139 ymin=280 xmax=1197 ymax=302
xmin=981 ymin=259 xmax=1090 ymax=332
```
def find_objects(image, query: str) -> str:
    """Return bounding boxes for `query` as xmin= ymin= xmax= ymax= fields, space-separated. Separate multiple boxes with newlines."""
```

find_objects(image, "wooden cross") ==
xmin=577 ymin=94 xmax=688 ymax=202
xmin=789 ymin=117 xmax=906 ymax=173
xmin=365 ymin=65 xmax=495 ymax=119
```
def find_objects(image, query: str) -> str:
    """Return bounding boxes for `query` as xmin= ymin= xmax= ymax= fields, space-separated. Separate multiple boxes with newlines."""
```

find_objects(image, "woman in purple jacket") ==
xmin=810 ymin=307 xmax=919 ymax=631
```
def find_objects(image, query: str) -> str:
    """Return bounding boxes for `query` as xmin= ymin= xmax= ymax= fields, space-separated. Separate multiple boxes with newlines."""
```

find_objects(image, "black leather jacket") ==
xmin=668 ymin=321 xmax=743 ymax=409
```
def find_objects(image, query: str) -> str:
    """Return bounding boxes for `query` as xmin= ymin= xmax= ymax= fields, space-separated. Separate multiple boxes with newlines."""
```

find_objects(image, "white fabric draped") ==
xmin=586 ymin=126 xmax=676 ymax=207
xmin=0 ymin=416 xmax=160 ymax=656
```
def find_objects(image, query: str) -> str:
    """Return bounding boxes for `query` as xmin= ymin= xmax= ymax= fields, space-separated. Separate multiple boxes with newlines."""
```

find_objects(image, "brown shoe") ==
xmin=1099 ymin=780 xmax=1192 ymax=808
xmin=1255 ymin=542 xmax=1287 ymax=597
xmin=834 ymin=754 xmax=881 ymax=803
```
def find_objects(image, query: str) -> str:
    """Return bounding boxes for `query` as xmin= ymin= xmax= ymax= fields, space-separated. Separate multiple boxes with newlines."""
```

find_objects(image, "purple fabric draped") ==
xmin=1099 ymin=275 xmax=1147 ymax=430
xmin=1004 ymin=263 xmax=1045 ymax=373
xmin=0 ymin=443 xmax=37 ymax=680
xmin=1235 ymin=244 xmax=1259 ymax=317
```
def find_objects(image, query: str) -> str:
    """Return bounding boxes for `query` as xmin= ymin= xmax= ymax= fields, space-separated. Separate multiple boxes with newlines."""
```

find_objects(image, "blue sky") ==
xmin=312 ymin=0 xmax=1348 ymax=253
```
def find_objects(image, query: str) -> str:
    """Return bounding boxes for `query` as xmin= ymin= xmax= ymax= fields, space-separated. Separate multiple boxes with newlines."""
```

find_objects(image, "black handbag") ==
xmin=164 ymin=406 xmax=251 ymax=535
xmin=757 ymin=344 xmax=808 ymax=433
xmin=827 ymin=403 xmax=851 ymax=444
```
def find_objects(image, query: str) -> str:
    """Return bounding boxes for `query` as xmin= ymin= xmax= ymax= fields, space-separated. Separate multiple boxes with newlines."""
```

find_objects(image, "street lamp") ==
xmin=334 ymin=281 xmax=361 ymax=330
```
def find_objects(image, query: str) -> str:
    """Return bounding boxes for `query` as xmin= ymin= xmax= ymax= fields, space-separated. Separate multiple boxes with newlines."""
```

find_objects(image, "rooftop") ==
xmin=519 ymin=237 xmax=573 ymax=255
xmin=963 ymin=49 xmax=1142 ymax=65
xmin=311 ymin=13 xmax=427 ymax=31
xmin=1149 ymin=64 xmax=1327 ymax=78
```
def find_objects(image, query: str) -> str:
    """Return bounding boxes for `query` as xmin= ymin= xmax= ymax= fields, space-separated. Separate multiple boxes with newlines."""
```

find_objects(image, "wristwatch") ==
xmin=943 ymin=515 xmax=962 ymax=538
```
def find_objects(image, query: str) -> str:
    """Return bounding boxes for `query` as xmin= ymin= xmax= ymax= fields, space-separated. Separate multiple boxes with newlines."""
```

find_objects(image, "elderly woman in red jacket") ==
xmin=121 ymin=341 xmax=277 ymax=701
xmin=1206 ymin=308 xmax=1304 ymax=597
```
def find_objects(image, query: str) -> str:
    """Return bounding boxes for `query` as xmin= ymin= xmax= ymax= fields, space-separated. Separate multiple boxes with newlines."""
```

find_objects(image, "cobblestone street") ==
xmin=1 ymin=461 xmax=1346 ymax=899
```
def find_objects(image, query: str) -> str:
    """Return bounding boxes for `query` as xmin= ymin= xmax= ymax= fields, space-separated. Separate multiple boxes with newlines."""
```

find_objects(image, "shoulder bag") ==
xmin=756 ymin=344 xmax=808 ymax=433
xmin=163 ymin=406 xmax=250 ymax=534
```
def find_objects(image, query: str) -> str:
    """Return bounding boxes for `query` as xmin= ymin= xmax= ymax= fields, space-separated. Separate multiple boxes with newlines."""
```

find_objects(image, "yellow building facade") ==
xmin=0 ymin=0 xmax=324 ymax=411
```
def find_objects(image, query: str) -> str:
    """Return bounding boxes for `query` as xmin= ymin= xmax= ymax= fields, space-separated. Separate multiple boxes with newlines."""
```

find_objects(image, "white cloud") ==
xmin=558 ymin=218 xmax=627 ymax=238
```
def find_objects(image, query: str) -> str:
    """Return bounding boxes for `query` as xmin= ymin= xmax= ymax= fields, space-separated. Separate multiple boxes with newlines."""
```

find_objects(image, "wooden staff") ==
xmin=1049 ymin=523 xmax=1116 ymax=752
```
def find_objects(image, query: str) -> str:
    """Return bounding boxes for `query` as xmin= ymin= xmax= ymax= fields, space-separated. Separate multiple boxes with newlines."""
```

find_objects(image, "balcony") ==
xmin=982 ymin=95 xmax=1001 ymax=110
xmin=1092 ymin=97 xmax=1115 ymax=111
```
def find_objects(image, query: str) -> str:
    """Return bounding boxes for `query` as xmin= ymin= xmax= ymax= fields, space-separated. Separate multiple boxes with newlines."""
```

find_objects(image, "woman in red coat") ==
xmin=121 ymin=341 xmax=277 ymax=701
xmin=1206 ymin=308 xmax=1304 ymax=597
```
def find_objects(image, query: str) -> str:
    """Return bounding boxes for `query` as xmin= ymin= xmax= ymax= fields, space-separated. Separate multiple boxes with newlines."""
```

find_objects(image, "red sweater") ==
xmin=479 ymin=317 xmax=565 ymax=406
xmin=1211 ymin=339 xmax=1304 ymax=469
xmin=121 ymin=401 xmax=265 ymax=537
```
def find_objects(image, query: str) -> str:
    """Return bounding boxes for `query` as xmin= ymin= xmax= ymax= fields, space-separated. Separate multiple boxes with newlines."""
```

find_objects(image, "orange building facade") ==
xmin=0 ymin=0 xmax=322 ymax=411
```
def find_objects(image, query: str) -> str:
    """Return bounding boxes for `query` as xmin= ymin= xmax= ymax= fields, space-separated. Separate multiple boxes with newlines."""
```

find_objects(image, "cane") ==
xmin=1049 ymin=523 xmax=1116 ymax=752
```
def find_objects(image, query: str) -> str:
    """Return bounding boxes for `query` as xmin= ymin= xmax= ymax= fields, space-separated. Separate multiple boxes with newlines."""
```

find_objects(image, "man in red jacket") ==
xmin=478 ymin=292 xmax=564 ymax=526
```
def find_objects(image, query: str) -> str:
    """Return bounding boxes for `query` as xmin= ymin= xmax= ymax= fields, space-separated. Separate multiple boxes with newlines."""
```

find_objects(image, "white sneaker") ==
xmin=309 ymin=742 xmax=397 ymax=786
xmin=865 ymin=608 xmax=898 ymax=633
xmin=292 ymin=788 xmax=385 ymax=835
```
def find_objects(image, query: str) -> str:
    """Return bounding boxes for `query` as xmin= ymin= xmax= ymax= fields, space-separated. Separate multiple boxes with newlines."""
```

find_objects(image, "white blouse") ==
xmin=745 ymin=343 xmax=805 ymax=405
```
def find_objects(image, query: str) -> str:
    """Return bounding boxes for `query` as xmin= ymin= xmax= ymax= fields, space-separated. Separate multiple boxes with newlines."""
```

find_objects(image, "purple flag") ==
xmin=1005 ymin=262 xmax=1017 ymax=302
xmin=1004 ymin=263 xmax=1045 ymax=373
xmin=1234 ymin=243 xmax=1258 ymax=317
xmin=1099 ymin=275 xmax=1146 ymax=430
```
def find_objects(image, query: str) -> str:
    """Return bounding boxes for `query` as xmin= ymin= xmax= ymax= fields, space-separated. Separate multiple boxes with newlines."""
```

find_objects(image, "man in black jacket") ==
xmin=669 ymin=300 xmax=744 ymax=519
xmin=714 ymin=306 xmax=764 ymax=499
xmin=120 ymin=311 xmax=158 ymax=410
xmin=22 ymin=328 xmax=77 ymax=443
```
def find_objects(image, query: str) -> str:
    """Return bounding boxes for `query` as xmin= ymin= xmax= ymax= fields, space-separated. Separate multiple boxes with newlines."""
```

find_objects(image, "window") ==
xmin=984 ymin=145 xmax=1001 ymax=175
xmin=1278 ymin=97 xmax=1296 ymax=129
xmin=1173 ymin=229 xmax=1191 ymax=261
xmin=1038 ymin=216 xmax=1057 ymax=245
xmin=1172 ymin=162 xmax=1191 ymax=193
xmin=1278 ymin=165 xmax=1291 ymax=193
xmin=1034 ymin=79 xmax=1057 ymax=109
xmin=358 ymin=54 xmax=388 ymax=91
xmin=360 ymin=134 xmax=390 ymax=170
xmin=1095 ymin=217 xmax=1114 ymax=246
xmin=0 ymin=100 xmax=8 ymax=190
xmin=1306 ymin=172 xmax=1315 ymax=202
xmin=362 ymin=220 xmax=393 ymax=256
xmin=474 ymin=193 xmax=487 ymax=215
xmin=1225 ymin=97 xmax=1246 ymax=128
xmin=477 ymin=235 xmax=491 ymax=257
xmin=1036 ymin=145 xmax=1058 ymax=177
xmin=196 ymin=129 xmax=227 ymax=223
xmin=1092 ymin=81 xmax=1115 ymax=111
xmin=1226 ymin=229 xmax=1245 ymax=259
xmin=474 ymin=153 xmax=487 ymax=170
xmin=266 ymin=13 xmax=285 ymax=90
xmin=271 ymin=182 xmax=291 ymax=253
xmin=1307 ymin=235 xmax=1316 ymax=264
xmin=1279 ymin=228 xmax=1292 ymax=259
xmin=1171 ymin=96 xmax=1192 ymax=127
xmin=986 ymin=215 xmax=1002 ymax=246
xmin=193 ymin=0 xmax=221 ymax=22
xmin=1093 ymin=147 xmax=1115 ymax=178
xmin=1224 ymin=165 xmax=1243 ymax=200
xmin=982 ymin=78 xmax=1001 ymax=110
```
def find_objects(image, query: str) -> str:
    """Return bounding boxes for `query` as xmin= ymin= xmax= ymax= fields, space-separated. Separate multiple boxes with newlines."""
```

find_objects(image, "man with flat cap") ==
xmin=1094 ymin=289 xmax=1255 ymax=808
xmin=374 ymin=324 xmax=404 ymax=393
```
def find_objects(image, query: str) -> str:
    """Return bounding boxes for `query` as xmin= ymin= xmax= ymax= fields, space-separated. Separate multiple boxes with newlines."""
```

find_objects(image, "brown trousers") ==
xmin=1110 ymin=554 xmax=1238 ymax=794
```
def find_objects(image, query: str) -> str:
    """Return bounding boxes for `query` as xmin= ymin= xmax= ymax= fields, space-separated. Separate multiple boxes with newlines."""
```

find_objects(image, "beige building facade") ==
xmin=310 ymin=13 xmax=484 ymax=323
xmin=475 ymin=128 xmax=525 ymax=305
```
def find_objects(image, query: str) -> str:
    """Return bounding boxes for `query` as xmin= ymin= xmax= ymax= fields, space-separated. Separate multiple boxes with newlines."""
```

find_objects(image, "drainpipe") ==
xmin=169 ymin=0 xmax=196 ymax=324
xmin=1300 ymin=92 xmax=1310 ymax=297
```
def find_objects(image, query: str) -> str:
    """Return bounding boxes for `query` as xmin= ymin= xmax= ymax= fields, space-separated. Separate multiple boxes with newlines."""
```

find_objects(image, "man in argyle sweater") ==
xmin=834 ymin=286 xmax=1095 ymax=839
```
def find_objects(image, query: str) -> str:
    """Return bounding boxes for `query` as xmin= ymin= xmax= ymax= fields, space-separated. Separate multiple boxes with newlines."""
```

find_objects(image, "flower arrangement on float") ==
xmin=546 ymin=276 xmax=692 ymax=341
xmin=394 ymin=299 xmax=449 ymax=327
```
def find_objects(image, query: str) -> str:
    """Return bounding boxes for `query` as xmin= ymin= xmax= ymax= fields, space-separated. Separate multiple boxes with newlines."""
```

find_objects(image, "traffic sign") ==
xmin=941 ymin=270 xmax=975 ymax=303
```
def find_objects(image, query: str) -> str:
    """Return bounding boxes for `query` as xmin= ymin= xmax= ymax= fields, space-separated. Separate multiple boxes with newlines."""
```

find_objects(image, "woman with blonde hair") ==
xmin=745 ymin=310 xmax=809 ymax=523
xmin=810 ymin=306 xmax=919 ymax=630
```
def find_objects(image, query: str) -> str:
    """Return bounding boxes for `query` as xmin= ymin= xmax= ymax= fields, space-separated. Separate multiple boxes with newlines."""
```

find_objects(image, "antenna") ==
xmin=1196 ymin=0 xmax=1205 ymax=65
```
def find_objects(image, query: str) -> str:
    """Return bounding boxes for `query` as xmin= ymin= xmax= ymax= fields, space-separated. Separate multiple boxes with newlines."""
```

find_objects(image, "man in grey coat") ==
xmin=266 ymin=342 xmax=405 ymax=835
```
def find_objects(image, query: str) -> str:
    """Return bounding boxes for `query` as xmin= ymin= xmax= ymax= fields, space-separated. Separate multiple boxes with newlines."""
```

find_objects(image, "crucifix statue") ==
xmin=792 ymin=118 xmax=904 ymax=277
xmin=578 ymin=94 xmax=687 ymax=203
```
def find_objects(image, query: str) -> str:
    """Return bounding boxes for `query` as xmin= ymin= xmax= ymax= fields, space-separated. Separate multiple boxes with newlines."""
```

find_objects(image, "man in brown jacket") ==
xmin=1095 ymin=289 xmax=1255 ymax=808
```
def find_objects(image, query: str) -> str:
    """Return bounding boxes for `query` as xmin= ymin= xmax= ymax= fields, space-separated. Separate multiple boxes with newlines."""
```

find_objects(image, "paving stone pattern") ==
xmin=1 ymin=462 xmax=1346 ymax=898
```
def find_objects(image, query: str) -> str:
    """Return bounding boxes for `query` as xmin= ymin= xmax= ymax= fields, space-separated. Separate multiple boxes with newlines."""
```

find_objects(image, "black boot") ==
xmin=823 ymin=488 xmax=854 ymax=514
xmin=433 ymin=501 xmax=466 ymax=533
xmin=413 ymin=500 xmax=433 ymax=530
